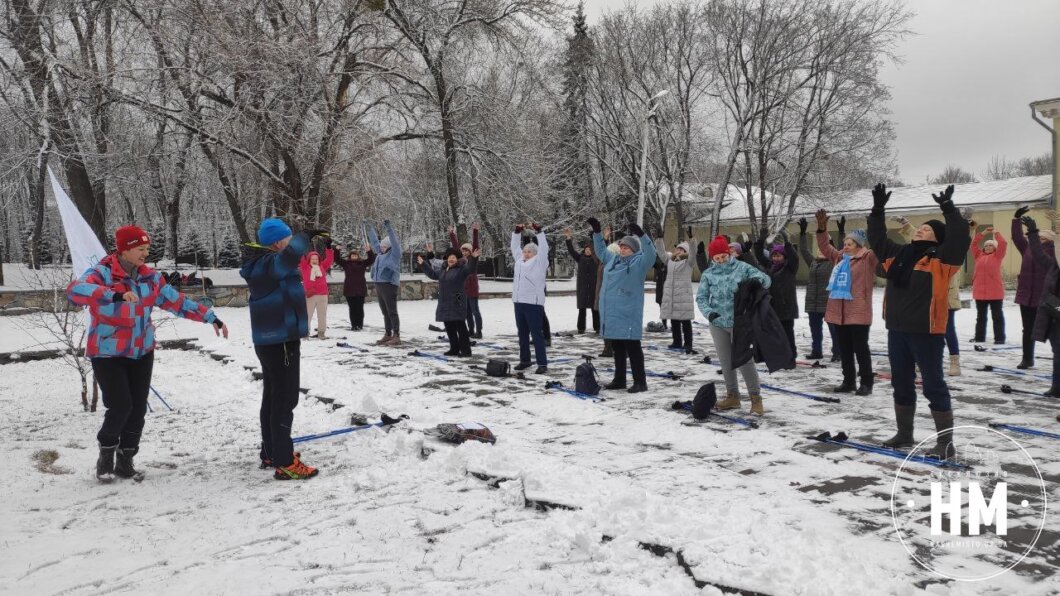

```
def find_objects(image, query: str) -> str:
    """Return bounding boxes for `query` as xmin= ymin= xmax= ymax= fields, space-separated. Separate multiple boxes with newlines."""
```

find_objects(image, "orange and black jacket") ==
xmin=867 ymin=209 xmax=969 ymax=335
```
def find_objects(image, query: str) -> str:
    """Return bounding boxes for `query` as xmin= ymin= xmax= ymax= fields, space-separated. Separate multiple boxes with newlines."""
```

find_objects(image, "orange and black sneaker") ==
xmin=260 ymin=451 xmax=300 ymax=469
xmin=274 ymin=454 xmax=318 ymax=480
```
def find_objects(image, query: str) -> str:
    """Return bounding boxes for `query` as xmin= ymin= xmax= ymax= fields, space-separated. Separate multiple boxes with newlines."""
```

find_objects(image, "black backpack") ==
xmin=485 ymin=359 xmax=510 ymax=377
xmin=574 ymin=357 xmax=601 ymax=396
xmin=692 ymin=383 xmax=717 ymax=419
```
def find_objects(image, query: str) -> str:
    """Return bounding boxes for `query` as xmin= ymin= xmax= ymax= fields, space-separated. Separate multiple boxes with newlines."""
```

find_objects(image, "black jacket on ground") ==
xmin=732 ymin=278 xmax=793 ymax=373
xmin=566 ymin=238 xmax=600 ymax=310
xmin=421 ymin=257 xmax=478 ymax=322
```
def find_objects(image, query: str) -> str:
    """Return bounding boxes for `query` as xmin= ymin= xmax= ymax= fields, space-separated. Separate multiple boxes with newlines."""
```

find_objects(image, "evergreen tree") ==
xmin=147 ymin=223 xmax=166 ymax=264
xmin=177 ymin=229 xmax=210 ymax=266
xmin=217 ymin=236 xmax=241 ymax=268
xmin=556 ymin=2 xmax=594 ymax=212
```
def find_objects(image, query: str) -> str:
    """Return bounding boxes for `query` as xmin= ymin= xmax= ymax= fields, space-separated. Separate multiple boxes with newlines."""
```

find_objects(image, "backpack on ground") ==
xmin=692 ymin=383 xmax=717 ymax=419
xmin=435 ymin=422 xmax=497 ymax=445
xmin=485 ymin=359 xmax=510 ymax=377
xmin=646 ymin=321 xmax=665 ymax=332
xmin=574 ymin=356 xmax=601 ymax=396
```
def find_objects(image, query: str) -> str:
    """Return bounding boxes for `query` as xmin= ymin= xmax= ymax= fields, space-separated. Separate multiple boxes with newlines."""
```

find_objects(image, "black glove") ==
xmin=872 ymin=183 xmax=891 ymax=211
xmin=112 ymin=292 xmax=125 ymax=302
xmin=932 ymin=185 xmax=955 ymax=213
xmin=797 ymin=217 xmax=808 ymax=235
xmin=514 ymin=224 xmax=525 ymax=234
xmin=708 ymin=312 xmax=720 ymax=322
xmin=1015 ymin=206 xmax=1031 ymax=219
xmin=696 ymin=241 xmax=705 ymax=255
xmin=1021 ymin=215 xmax=1038 ymax=234
xmin=626 ymin=223 xmax=644 ymax=237
xmin=686 ymin=226 xmax=693 ymax=240
xmin=740 ymin=240 xmax=752 ymax=255
xmin=587 ymin=217 xmax=601 ymax=234
xmin=837 ymin=216 xmax=846 ymax=237
xmin=531 ymin=223 xmax=542 ymax=233
xmin=213 ymin=318 xmax=224 ymax=329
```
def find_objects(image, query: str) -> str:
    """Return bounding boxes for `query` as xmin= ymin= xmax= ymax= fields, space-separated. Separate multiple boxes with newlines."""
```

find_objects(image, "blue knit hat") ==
xmin=258 ymin=218 xmax=292 ymax=246
xmin=845 ymin=229 xmax=868 ymax=248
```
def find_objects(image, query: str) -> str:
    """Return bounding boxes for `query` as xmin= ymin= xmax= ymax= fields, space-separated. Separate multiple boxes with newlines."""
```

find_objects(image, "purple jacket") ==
xmin=1012 ymin=218 xmax=1055 ymax=307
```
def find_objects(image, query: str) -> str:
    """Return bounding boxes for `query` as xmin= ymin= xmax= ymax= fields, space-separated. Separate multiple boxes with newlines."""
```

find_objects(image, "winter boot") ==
xmin=1044 ymin=387 xmax=1060 ymax=398
xmin=114 ymin=447 xmax=141 ymax=479
xmin=600 ymin=341 xmax=613 ymax=358
xmin=1017 ymin=359 xmax=1034 ymax=370
xmin=716 ymin=390 xmax=741 ymax=411
xmin=275 ymin=453 xmax=318 ymax=480
xmin=948 ymin=354 xmax=961 ymax=377
xmin=384 ymin=333 xmax=401 ymax=346
xmin=882 ymin=403 xmax=916 ymax=448
xmin=535 ymin=366 xmax=548 ymax=375
xmin=749 ymin=394 xmax=764 ymax=416
xmin=627 ymin=382 xmax=648 ymax=394
xmin=855 ymin=378 xmax=874 ymax=396
xmin=830 ymin=353 xmax=841 ymax=363
xmin=514 ymin=361 xmax=533 ymax=371
xmin=604 ymin=379 xmax=627 ymax=390
xmin=443 ymin=349 xmax=460 ymax=356
xmin=832 ymin=379 xmax=856 ymax=393
xmin=923 ymin=409 xmax=956 ymax=460
xmin=375 ymin=333 xmax=392 ymax=345
xmin=96 ymin=444 xmax=117 ymax=482
xmin=805 ymin=351 xmax=823 ymax=360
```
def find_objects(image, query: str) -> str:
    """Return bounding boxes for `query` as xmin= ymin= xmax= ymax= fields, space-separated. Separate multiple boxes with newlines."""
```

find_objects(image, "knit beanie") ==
xmin=770 ymin=243 xmax=785 ymax=257
xmin=115 ymin=225 xmax=150 ymax=253
xmin=845 ymin=229 xmax=868 ymax=247
xmin=461 ymin=243 xmax=473 ymax=253
xmin=257 ymin=218 xmax=292 ymax=246
xmin=925 ymin=219 xmax=946 ymax=244
xmin=708 ymin=236 xmax=730 ymax=258
xmin=728 ymin=242 xmax=743 ymax=256
xmin=523 ymin=242 xmax=539 ymax=255
xmin=1040 ymin=229 xmax=1057 ymax=242
xmin=675 ymin=242 xmax=690 ymax=254
xmin=618 ymin=235 xmax=641 ymax=252
xmin=983 ymin=239 xmax=998 ymax=251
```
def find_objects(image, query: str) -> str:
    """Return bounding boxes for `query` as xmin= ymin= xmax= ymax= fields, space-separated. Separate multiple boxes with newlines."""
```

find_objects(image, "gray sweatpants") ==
xmin=377 ymin=283 xmax=400 ymax=334
xmin=709 ymin=324 xmax=761 ymax=395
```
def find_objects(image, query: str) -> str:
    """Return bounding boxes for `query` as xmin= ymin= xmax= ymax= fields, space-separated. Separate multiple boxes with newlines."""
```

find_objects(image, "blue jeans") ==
xmin=466 ymin=297 xmax=482 ymax=334
xmin=808 ymin=312 xmax=837 ymax=356
xmin=514 ymin=303 xmax=548 ymax=366
xmin=888 ymin=330 xmax=951 ymax=412
xmin=945 ymin=309 xmax=959 ymax=355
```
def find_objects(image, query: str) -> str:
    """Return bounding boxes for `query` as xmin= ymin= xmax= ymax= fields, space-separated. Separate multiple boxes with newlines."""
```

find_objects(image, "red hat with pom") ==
xmin=115 ymin=225 xmax=150 ymax=253
xmin=708 ymin=236 xmax=730 ymax=258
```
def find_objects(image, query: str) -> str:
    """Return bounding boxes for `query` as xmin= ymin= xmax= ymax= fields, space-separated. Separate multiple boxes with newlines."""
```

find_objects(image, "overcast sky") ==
xmin=580 ymin=0 xmax=1060 ymax=185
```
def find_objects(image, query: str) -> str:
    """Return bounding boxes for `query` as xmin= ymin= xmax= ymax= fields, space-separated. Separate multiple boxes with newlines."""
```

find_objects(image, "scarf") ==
xmin=309 ymin=263 xmax=323 ymax=281
xmin=827 ymin=254 xmax=853 ymax=300
xmin=886 ymin=240 xmax=937 ymax=289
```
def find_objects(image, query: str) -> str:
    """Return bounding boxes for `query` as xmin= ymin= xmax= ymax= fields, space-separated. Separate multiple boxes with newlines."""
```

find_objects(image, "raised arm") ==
xmin=364 ymin=250 xmax=376 ymax=267
xmin=565 ymin=238 xmax=581 ymax=262
xmin=695 ymin=241 xmax=709 ymax=271
xmin=156 ymin=279 xmax=217 ymax=324
xmin=268 ymin=233 xmax=311 ymax=281
xmin=448 ymin=227 xmax=459 ymax=250
xmin=384 ymin=220 xmax=401 ymax=260
xmin=971 ymin=232 xmax=984 ymax=260
xmin=510 ymin=229 xmax=522 ymax=263
xmin=592 ymin=232 xmax=613 ymax=266
xmin=784 ymin=242 xmax=799 ymax=273
xmin=472 ymin=225 xmax=479 ymax=251
xmin=994 ymin=231 xmax=1007 ymax=259
xmin=365 ymin=221 xmax=381 ymax=254
xmin=638 ymin=233 xmax=657 ymax=276
xmin=320 ymin=247 xmax=334 ymax=270
xmin=420 ymin=258 xmax=440 ymax=280
xmin=798 ymin=232 xmax=814 ymax=267
xmin=1011 ymin=207 xmax=1031 ymax=254
xmin=534 ymin=231 xmax=549 ymax=272
xmin=933 ymin=186 xmax=970 ymax=267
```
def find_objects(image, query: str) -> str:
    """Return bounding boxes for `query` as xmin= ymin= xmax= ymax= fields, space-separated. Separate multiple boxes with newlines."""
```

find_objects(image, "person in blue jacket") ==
xmin=240 ymin=218 xmax=322 ymax=480
xmin=365 ymin=219 xmax=403 ymax=346
xmin=697 ymin=236 xmax=772 ymax=415
xmin=590 ymin=218 xmax=657 ymax=394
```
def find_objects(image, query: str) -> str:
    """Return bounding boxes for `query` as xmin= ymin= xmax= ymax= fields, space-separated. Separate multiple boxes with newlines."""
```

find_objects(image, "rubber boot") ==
xmin=96 ymin=444 xmax=117 ymax=481
xmin=923 ymin=409 xmax=956 ymax=460
xmin=749 ymin=394 xmax=764 ymax=416
xmin=948 ymin=354 xmax=961 ymax=377
xmin=882 ymin=403 xmax=916 ymax=448
xmin=716 ymin=390 xmax=741 ymax=411
xmin=114 ymin=447 xmax=140 ymax=479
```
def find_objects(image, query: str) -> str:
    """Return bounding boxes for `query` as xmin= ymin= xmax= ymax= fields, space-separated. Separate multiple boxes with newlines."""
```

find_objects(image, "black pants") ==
xmin=670 ymin=319 xmax=693 ymax=349
xmin=612 ymin=339 xmax=646 ymax=386
xmin=542 ymin=312 xmax=551 ymax=337
xmin=577 ymin=308 xmax=601 ymax=333
xmin=443 ymin=320 xmax=471 ymax=354
xmin=1021 ymin=305 xmax=1037 ymax=364
xmin=973 ymin=299 xmax=1005 ymax=342
xmin=346 ymin=295 xmax=365 ymax=329
xmin=781 ymin=319 xmax=797 ymax=364
xmin=254 ymin=340 xmax=301 ymax=468
xmin=834 ymin=324 xmax=873 ymax=384
xmin=92 ymin=353 xmax=154 ymax=450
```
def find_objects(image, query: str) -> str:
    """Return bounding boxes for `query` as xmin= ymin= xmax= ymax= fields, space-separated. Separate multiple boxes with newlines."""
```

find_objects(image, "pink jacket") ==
xmin=971 ymin=232 xmax=1007 ymax=301
xmin=816 ymin=231 xmax=878 ymax=326
xmin=300 ymin=248 xmax=334 ymax=297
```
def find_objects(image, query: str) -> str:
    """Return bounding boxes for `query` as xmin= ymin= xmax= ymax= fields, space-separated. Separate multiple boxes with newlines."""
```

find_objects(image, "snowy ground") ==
xmin=1 ymin=290 xmax=1058 ymax=595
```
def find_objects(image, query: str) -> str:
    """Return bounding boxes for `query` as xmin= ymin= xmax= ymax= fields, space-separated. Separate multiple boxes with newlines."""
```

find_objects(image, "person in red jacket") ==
xmin=334 ymin=244 xmax=375 ymax=330
xmin=971 ymin=226 xmax=1007 ymax=344
xmin=66 ymin=225 xmax=228 ymax=482
xmin=300 ymin=243 xmax=335 ymax=339
xmin=448 ymin=222 xmax=483 ymax=338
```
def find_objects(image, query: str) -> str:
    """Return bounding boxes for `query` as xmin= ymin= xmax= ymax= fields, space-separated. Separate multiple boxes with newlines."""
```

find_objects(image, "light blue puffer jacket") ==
xmin=696 ymin=257 xmax=771 ymax=328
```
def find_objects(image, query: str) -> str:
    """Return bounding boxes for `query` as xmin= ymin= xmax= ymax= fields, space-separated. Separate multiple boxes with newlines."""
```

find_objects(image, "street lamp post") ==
xmin=637 ymin=90 xmax=669 ymax=228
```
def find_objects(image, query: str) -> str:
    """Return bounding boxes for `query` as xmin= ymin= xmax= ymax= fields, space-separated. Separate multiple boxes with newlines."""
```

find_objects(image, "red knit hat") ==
xmin=115 ymin=225 xmax=150 ymax=253
xmin=708 ymin=236 xmax=730 ymax=258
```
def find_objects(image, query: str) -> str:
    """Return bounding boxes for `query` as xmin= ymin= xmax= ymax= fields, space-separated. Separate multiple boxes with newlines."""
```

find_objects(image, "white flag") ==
xmin=50 ymin=167 xmax=106 ymax=280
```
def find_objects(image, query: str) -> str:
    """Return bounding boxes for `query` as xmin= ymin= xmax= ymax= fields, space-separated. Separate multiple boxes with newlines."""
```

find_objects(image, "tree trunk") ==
xmin=433 ymin=70 xmax=462 ymax=224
